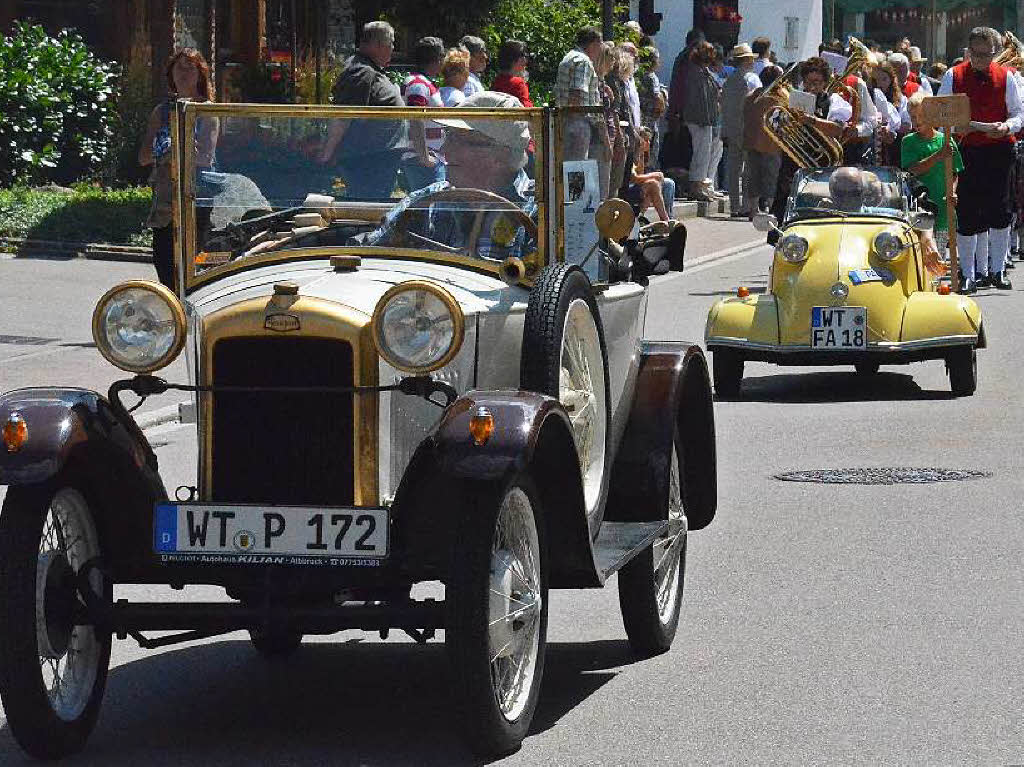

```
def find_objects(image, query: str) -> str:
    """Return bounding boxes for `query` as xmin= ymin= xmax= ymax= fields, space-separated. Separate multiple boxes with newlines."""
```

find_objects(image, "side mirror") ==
xmin=752 ymin=212 xmax=778 ymax=233
xmin=910 ymin=209 xmax=935 ymax=231
xmin=595 ymin=198 xmax=636 ymax=241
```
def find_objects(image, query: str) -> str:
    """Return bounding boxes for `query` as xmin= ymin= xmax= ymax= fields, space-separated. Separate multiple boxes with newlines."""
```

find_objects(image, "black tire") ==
xmin=855 ymin=362 xmax=880 ymax=376
xmin=617 ymin=433 xmax=687 ymax=657
xmin=948 ymin=347 xmax=977 ymax=397
xmin=0 ymin=481 xmax=112 ymax=760
xmin=248 ymin=628 xmax=303 ymax=658
xmin=712 ymin=349 xmax=743 ymax=397
xmin=521 ymin=264 xmax=611 ymax=535
xmin=446 ymin=476 xmax=548 ymax=758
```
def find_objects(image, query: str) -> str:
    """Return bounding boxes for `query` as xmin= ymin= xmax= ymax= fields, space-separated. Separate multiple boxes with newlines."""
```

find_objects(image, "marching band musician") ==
xmin=870 ymin=61 xmax=910 ymax=166
xmin=938 ymin=26 xmax=1024 ymax=292
xmin=835 ymin=46 xmax=880 ymax=165
xmin=768 ymin=57 xmax=875 ymax=235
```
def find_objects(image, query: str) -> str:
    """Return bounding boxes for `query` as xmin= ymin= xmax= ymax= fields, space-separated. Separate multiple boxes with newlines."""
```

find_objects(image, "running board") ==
xmin=591 ymin=521 xmax=669 ymax=582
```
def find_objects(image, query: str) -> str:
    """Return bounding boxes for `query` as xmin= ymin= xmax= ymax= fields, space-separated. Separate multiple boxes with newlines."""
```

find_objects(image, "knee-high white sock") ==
xmin=989 ymin=225 xmax=1011 ymax=272
xmin=957 ymin=233 xmax=977 ymax=280
xmin=975 ymin=230 xmax=989 ymax=277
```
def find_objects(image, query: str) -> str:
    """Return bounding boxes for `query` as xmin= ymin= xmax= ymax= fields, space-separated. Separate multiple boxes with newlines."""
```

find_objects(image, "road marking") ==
xmin=655 ymin=238 xmax=768 ymax=287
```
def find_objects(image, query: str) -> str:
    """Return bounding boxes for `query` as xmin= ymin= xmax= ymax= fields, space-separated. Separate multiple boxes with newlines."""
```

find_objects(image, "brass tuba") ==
xmin=996 ymin=31 xmax=1024 ymax=68
xmin=758 ymin=62 xmax=843 ymax=169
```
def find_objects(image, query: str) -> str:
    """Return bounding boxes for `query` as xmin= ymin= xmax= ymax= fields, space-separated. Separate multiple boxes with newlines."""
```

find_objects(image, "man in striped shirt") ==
xmin=402 ymin=37 xmax=447 ymax=189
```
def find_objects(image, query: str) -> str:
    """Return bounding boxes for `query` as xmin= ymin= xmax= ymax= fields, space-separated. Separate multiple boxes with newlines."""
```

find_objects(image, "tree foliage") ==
xmin=0 ymin=23 xmax=117 ymax=186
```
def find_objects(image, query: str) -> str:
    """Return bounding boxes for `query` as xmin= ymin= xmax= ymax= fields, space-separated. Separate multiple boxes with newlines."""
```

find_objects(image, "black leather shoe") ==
xmin=959 ymin=278 xmax=977 ymax=295
xmin=1006 ymin=259 xmax=1016 ymax=269
xmin=975 ymin=274 xmax=991 ymax=288
xmin=992 ymin=271 xmax=1013 ymax=289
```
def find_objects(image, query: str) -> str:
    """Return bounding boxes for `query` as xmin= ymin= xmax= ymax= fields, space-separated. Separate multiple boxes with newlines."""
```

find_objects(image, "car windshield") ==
xmin=179 ymin=106 xmax=544 ymax=285
xmin=789 ymin=166 xmax=907 ymax=220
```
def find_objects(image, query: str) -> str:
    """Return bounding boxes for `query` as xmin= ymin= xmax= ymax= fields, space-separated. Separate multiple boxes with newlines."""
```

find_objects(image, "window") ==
xmin=784 ymin=17 xmax=799 ymax=49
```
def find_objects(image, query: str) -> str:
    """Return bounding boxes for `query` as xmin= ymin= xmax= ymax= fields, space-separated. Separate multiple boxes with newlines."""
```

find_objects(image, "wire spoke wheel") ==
xmin=617 ymin=435 xmax=688 ymax=657
xmin=0 ymin=481 xmax=112 ymax=759
xmin=488 ymin=487 xmax=543 ymax=722
xmin=559 ymin=298 xmax=607 ymax=520
xmin=447 ymin=477 xmax=548 ymax=758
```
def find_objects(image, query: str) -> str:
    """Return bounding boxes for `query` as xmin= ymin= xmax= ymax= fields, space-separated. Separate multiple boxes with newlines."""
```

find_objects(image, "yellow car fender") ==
xmin=901 ymin=292 xmax=983 ymax=346
xmin=705 ymin=294 xmax=780 ymax=346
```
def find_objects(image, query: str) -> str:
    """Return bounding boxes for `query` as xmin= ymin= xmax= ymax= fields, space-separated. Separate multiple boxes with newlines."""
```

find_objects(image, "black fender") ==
xmin=606 ymin=342 xmax=717 ymax=530
xmin=391 ymin=390 xmax=598 ymax=587
xmin=0 ymin=388 xmax=167 ymax=579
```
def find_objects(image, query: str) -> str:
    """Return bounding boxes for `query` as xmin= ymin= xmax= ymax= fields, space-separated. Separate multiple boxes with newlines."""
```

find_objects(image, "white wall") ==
xmin=739 ymin=0 xmax=821 ymax=64
xmin=652 ymin=0 xmax=820 ymax=82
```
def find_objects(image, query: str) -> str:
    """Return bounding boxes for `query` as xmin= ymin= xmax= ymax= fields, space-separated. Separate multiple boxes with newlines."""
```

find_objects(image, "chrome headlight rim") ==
xmin=873 ymin=230 xmax=904 ymax=261
xmin=778 ymin=233 xmax=810 ymax=263
xmin=91 ymin=280 xmax=187 ymax=374
xmin=371 ymin=280 xmax=465 ymax=374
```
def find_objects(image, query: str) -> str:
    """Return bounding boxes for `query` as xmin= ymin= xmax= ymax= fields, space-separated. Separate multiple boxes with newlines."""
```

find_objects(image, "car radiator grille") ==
xmin=211 ymin=337 xmax=355 ymax=505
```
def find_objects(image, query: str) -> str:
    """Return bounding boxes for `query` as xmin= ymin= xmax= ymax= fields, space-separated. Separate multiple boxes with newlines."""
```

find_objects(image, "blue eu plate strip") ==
xmin=154 ymin=504 xmax=178 ymax=552
xmin=811 ymin=307 xmax=823 ymax=325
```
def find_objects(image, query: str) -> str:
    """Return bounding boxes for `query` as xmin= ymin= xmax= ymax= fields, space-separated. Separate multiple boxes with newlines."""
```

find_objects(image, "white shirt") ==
xmin=626 ymin=77 xmax=642 ymax=129
xmin=873 ymin=88 xmax=902 ymax=130
xmin=439 ymin=86 xmax=465 ymax=107
xmin=937 ymin=67 xmax=1024 ymax=134
xmin=743 ymin=71 xmax=762 ymax=92
xmin=917 ymin=75 xmax=933 ymax=96
xmin=852 ymin=78 xmax=878 ymax=138
xmin=463 ymin=72 xmax=484 ymax=97
xmin=753 ymin=58 xmax=769 ymax=75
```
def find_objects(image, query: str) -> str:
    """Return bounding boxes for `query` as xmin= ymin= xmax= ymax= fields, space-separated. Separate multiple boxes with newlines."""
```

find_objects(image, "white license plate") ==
xmin=810 ymin=307 xmax=867 ymax=349
xmin=154 ymin=503 xmax=389 ymax=566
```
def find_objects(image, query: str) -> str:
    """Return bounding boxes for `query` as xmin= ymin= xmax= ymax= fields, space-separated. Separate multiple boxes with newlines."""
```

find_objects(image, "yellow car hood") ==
xmin=773 ymin=218 xmax=921 ymax=346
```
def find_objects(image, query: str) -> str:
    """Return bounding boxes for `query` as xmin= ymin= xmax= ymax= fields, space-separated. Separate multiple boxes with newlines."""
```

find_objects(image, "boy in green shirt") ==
xmin=900 ymin=91 xmax=963 ymax=235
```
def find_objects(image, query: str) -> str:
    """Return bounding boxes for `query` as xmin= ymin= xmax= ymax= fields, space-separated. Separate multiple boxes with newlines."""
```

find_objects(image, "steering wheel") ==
xmin=391 ymin=187 xmax=537 ymax=254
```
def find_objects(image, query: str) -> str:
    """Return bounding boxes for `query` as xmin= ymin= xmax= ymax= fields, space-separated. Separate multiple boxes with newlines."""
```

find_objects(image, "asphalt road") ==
xmin=1 ymin=242 xmax=1022 ymax=765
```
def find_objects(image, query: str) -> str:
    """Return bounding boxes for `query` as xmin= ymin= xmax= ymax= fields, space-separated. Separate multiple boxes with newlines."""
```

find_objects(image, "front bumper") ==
xmin=706 ymin=335 xmax=978 ymax=365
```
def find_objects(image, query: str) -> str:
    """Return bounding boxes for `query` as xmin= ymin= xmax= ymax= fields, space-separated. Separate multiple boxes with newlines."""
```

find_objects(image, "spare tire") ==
xmin=521 ymin=264 xmax=611 ymax=534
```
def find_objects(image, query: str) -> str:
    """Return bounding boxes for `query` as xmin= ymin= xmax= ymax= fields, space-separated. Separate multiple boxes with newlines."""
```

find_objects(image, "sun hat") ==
xmin=432 ymin=91 xmax=531 ymax=155
xmin=908 ymin=46 xmax=927 ymax=62
xmin=729 ymin=43 xmax=757 ymax=60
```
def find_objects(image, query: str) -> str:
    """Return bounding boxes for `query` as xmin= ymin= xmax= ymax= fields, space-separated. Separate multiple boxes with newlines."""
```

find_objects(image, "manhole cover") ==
xmin=774 ymin=468 xmax=991 ymax=485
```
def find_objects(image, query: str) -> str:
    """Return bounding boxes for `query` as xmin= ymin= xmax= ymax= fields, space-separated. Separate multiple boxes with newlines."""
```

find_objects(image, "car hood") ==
xmin=773 ymin=219 xmax=922 ymax=346
xmin=187 ymin=257 xmax=527 ymax=319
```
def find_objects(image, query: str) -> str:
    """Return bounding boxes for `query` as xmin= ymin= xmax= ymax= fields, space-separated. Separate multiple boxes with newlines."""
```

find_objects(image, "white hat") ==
xmin=432 ymin=91 xmax=531 ymax=155
xmin=730 ymin=43 xmax=757 ymax=60
xmin=908 ymin=46 xmax=927 ymax=62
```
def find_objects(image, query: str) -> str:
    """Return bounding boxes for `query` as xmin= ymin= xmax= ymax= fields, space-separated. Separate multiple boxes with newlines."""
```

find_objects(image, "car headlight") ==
xmin=91 ymin=281 xmax=186 ymax=373
xmin=778 ymin=234 xmax=809 ymax=263
xmin=371 ymin=281 xmax=465 ymax=374
xmin=873 ymin=231 xmax=904 ymax=261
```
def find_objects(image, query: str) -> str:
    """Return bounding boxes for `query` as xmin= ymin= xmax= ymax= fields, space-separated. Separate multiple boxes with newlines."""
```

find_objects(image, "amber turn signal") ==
xmin=736 ymin=286 xmax=750 ymax=298
xmin=469 ymin=407 xmax=494 ymax=446
xmin=2 ymin=413 xmax=27 ymax=453
xmin=937 ymin=284 xmax=951 ymax=295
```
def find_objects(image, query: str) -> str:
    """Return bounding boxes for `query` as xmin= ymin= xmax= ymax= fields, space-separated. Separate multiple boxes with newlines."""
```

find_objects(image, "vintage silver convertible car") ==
xmin=0 ymin=103 xmax=715 ymax=758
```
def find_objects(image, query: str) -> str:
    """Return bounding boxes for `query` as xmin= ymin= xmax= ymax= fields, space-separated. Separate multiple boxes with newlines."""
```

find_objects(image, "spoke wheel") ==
xmin=618 ymin=437 xmax=688 ymax=657
xmin=522 ymin=264 xmax=611 ymax=534
xmin=447 ymin=477 xmax=548 ymax=758
xmin=0 ymin=481 xmax=111 ymax=759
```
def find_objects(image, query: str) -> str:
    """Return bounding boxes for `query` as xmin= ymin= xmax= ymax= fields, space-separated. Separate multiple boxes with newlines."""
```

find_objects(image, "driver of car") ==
xmin=353 ymin=91 xmax=536 ymax=260
xmin=828 ymin=166 xmax=868 ymax=212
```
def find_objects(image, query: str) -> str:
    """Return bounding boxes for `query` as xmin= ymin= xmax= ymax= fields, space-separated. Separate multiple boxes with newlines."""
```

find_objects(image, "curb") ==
xmin=0 ymin=237 xmax=153 ymax=264
xmin=135 ymin=402 xmax=183 ymax=431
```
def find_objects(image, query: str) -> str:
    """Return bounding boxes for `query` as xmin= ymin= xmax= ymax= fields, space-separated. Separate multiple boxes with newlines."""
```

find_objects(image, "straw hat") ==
xmin=729 ymin=43 xmax=757 ymax=61
xmin=908 ymin=46 xmax=927 ymax=62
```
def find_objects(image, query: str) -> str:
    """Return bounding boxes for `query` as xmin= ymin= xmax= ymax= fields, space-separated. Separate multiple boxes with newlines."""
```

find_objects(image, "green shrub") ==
xmin=100 ymin=51 xmax=153 ymax=186
xmin=238 ymin=61 xmax=295 ymax=103
xmin=0 ymin=22 xmax=118 ymax=186
xmin=0 ymin=185 xmax=152 ymax=246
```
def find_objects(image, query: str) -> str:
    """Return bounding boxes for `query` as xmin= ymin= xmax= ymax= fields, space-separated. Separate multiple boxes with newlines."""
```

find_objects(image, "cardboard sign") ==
xmin=920 ymin=94 xmax=971 ymax=129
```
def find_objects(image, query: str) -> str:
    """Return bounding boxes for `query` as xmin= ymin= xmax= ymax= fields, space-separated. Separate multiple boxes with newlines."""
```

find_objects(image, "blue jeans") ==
xmin=661 ymin=176 xmax=676 ymax=217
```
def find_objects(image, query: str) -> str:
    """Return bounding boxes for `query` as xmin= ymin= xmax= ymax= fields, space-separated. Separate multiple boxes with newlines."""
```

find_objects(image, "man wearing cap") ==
xmin=938 ymin=26 xmax=1024 ymax=292
xmin=356 ymin=92 xmax=536 ymax=261
xmin=907 ymin=46 xmax=933 ymax=95
xmin=721 ymin=44 xmax=762 ymax=216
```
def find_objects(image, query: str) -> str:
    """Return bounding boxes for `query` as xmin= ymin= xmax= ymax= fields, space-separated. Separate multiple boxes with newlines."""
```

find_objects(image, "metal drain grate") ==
xmin=774 ymin=468 xmax=991 ymax=485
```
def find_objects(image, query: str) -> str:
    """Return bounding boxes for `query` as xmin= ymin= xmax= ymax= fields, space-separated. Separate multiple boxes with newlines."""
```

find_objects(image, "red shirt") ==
xmin=491 ymin=73 xmax=533 ymax=108
xmin=902 ymin=79 xmax=920 ymax=98
xmin=952 ymin=61 xmax=1014 ymax=146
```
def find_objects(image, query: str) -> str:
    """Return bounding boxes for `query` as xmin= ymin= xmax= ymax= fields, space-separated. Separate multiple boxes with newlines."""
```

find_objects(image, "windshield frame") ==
xmin=172 ymin=100 xmax=551 ymax=294
xmin=784 ymin=166 xmax=911 ymax=225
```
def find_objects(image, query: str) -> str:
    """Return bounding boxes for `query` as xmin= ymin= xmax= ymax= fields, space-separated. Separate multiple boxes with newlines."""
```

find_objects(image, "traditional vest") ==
xmin=839 ymin=75 xmax=859 ymax=106
xmin=952 ymin=61 xmax=1014 ymax=146
xmin=907 ymin=71 xmax=920 ymax=84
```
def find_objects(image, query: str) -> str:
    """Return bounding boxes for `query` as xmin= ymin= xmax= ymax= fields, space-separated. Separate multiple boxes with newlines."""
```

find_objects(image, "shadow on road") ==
xmin=0 ymin=637 xmax=635 ymax=766
xmin=717 ymin=370 xmax=953 ymax=403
